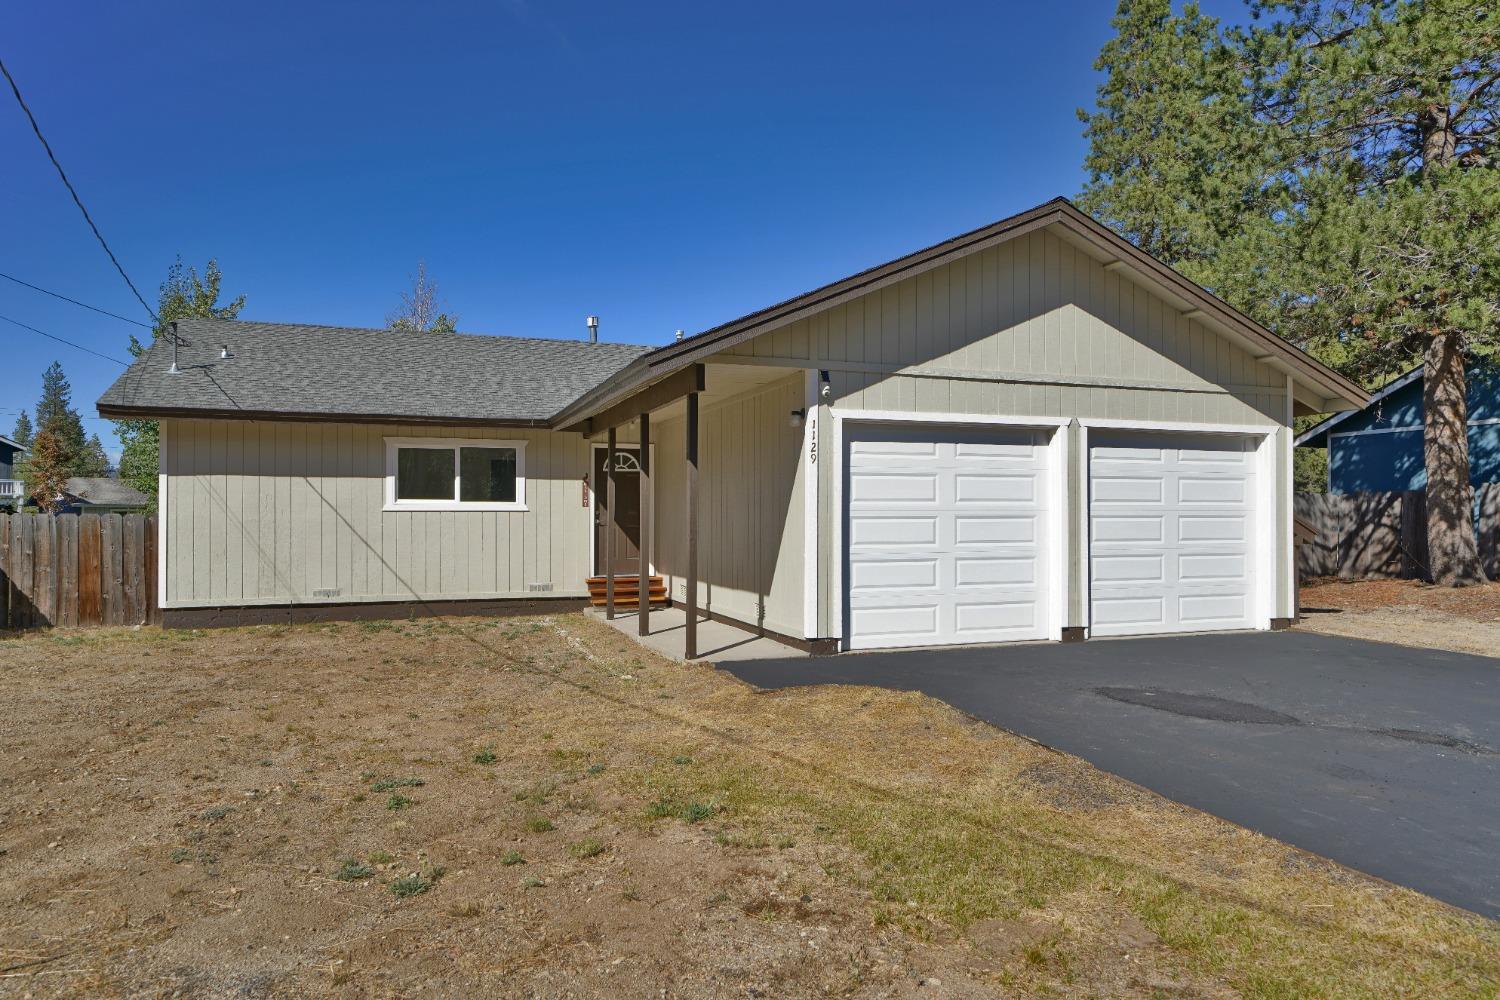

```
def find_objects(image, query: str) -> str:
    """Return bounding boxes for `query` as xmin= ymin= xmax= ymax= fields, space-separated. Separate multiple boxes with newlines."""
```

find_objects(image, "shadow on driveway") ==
xmin=719 ymin=630 xmax=1499 ymax=919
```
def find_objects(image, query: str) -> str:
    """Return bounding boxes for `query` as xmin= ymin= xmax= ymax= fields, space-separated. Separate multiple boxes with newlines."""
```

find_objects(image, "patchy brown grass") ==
xmin=1299 ymin=579 xmax=1500 ymax=657
xmin=0 ymin=614 xmax=1494 ymax=998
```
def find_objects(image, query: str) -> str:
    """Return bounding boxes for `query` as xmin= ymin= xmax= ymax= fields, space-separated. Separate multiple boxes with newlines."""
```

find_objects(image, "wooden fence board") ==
xmin=103 ymin=514 xmax=125 ymax=626
xmin=57 ymin=514 xmax=77 ymax=627
xmin=1298 ymin=488 xmax=1498 ymax=582
xmin=34 ymin=515 xmax=56 ymax=625
xmin=78 ymin=514 xmax=102 ymax=626
xmin=145 ymin=515 xmax=159 ymax=624
xmin=0 ymin=516 xmax=10 ymax=627
xmin=123 ymin=514 xmax=145 ymax=625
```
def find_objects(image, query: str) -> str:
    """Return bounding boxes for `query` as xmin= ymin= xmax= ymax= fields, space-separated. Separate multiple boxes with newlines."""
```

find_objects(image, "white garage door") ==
xmin=1089 ymin=432 xmax=1259 ymax=637
xmin=845 ymin=425 xmax=1051 ymax=650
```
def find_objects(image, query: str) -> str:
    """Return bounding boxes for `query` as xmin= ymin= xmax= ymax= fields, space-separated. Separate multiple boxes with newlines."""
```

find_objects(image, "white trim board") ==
xmin=801 ymin=369 xmax=820 ymax=638
xmin=1328 ymin=417 xmax=1500 ymax=440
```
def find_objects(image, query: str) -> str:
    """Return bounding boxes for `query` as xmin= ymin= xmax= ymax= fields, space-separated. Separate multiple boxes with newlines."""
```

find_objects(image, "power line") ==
xmin=0 ymin=270 xmax=151 ymax=328
xmin=0 ymin=56 xmax=158 ymax=324
xmin=0 ymin=313 xmax=130 ymax=366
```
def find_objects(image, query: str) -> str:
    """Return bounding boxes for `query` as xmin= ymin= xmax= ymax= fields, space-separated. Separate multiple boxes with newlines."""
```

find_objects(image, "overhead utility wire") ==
xmin=0 ymin=270 xmax=151 ymax=328
xmin=0 ymin=55 xmax=158 ymax=324
xmin=0 ymin=313 xmax=130 ymax=366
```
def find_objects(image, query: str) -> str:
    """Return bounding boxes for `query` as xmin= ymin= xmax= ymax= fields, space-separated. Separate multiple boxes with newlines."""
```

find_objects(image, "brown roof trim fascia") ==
xmin=96 ymin=404 xmax=553 ymax=429
xmin=1049 ymin=208 xmax=1369 ymax=406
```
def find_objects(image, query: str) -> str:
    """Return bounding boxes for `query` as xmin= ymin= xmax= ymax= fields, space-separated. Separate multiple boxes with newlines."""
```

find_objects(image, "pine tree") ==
xmin=23 ymin=428 xmax=69 ymax=513
xmin=34 ymin=361 xmax=87 ymax=468
xmin=77 ymin=433 xmax=111 ymax=478
xmin=11 ymin=411 xmax=32 ymax=448
xmin=116 ymin=258 xmax=246 ymax=507
xmin=1080 ymin=0 xmax=1499 ymax=584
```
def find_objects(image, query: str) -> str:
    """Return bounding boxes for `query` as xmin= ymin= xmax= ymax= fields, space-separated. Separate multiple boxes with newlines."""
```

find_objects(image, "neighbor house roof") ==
xmin=0 ymin=434 xmax=25 ymax=452
xmin=555 ymin=198 xmax=1370 ymax=428
xmin=97 ymin=319 xmax=654 ymax=427
xmin=63 ymin=477 xmax=149 ymax=508
xmin=1294 ymin=365 xmax=1423 ymax=449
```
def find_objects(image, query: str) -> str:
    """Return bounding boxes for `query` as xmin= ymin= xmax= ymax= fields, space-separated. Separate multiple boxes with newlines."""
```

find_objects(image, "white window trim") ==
xmin=383 ymin=436 xmax=528 ymax=512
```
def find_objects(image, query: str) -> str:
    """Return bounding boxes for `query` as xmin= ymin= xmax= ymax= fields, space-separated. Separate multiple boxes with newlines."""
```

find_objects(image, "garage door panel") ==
xmin=848 ymin=516 xmax=938 ymax=547
xmin=954 ymin=600 xmax=1039 ymax=634
xmin=1092 ymin=476 xmax=1163 ymax=504
xmin=955 ymin=474 xmax=1036 ymax=503
xmin=1092 ymin=515 xmax=1165 ymax=544
xmin=954 ymin=555 xmax=1037 ymax=587
xmin=847 ymin=425 xmax=1050 ymax=650
xmin=1091 ymin=553 xmax=1164 ymax=584
xmin=1178 ymin=477 xmax=1246 ymax=504
xmin=848 ymin=558 xmax=939 ymax=593
xmin=1090 ymin=432 xmax=1258 ymax=637
xmin=955 ymin=514 xmax=1037 ymax=545
xmin=1177 ymin=515 xmax=1247 ymax=542
xmin=850 ymin=472 xmax=938 ymax=503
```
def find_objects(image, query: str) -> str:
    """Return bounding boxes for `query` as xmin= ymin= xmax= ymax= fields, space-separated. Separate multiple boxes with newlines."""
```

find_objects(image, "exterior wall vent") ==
xmin=312 ymin=588 xmax=341 ymax=598
xmin=528 ymin=582 xmax=554 ymax=592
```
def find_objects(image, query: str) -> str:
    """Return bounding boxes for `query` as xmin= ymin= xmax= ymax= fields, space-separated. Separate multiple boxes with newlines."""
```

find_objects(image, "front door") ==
xmin=593 ymin=447 xmax=643 ymax=576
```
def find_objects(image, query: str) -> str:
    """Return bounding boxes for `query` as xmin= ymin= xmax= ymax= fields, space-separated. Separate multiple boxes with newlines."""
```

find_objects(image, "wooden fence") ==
xmin=1296 ymin=485 xmax=1500 ymax=580
xmin=0 ymin=513 xmax=159 ymax=628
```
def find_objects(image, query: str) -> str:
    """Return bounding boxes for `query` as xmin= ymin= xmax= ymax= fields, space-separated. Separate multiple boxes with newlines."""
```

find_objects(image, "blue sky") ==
xmin=2 ymin=1 xmax=1244 ymax=455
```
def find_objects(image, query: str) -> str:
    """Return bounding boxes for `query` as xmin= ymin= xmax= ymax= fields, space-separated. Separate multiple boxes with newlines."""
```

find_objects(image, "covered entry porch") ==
xmin=567 ymin=360 xmax=815 ymax=659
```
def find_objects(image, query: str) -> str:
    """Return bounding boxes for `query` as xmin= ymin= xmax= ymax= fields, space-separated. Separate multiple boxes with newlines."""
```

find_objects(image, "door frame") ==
xmin=1078 ymin=418 xmax=1278 ymax=635
xmin=827 ymin=409 xmax=1071 ymax=652
xmin=588 ymin=442 xmax=657 ymax=577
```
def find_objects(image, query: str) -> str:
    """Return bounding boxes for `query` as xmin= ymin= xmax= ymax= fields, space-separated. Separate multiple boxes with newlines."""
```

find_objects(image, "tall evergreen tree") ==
xmin=1080 ymin=0 xmax=1499 ymax=584
xmin=116 ymin=258 xmax=246 ymax=507
xmin=34 ymin=361 xmax=88 ymax=463
xmin=23 ymin=428 xmax=69 ymax=513
xmin=11 ymin=411 xmax=33 ymax=448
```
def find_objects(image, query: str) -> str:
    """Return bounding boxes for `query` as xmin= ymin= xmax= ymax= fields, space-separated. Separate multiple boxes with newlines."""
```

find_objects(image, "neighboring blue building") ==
xmin=1296 ymin=363 xmax=1500 ymax=493
xmin=0 ymin=434 xmax=26 ymax=508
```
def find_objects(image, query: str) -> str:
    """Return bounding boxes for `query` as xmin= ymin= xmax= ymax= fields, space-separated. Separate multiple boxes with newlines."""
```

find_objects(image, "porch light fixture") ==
xmin=789 ymin=408 xmax=806 ymax=428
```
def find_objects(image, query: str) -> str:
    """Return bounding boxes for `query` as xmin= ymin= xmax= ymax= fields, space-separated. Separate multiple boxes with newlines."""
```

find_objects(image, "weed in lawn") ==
xmin=646 ymin=796 xmax=717 ymax=823
xmin=389 ymin=875 xmax=431 ymax=898
xmin=586 ymin=763 xmax=606 ymax=775
xmin=472 ymin=746 xmax=497 ymax=765
xmin=386 ymin=794 xmax=414 ymax=811
xmin=621 ymin=886 xmax=641 ymax=901
xmin=199 ymin=805 xmax=234 ymax=821
xmin=522 ymin=876 xmax=545 ymax=889
xmin=525 ymin=816 xmax=554 ymax=833
xmin=169 ymin=847 xmax=192 ymax=863
xmin=370 ymin=776 xmax=425 ymax=792
xmin=448 ymin=901 xmax=484 ymax=918
xmin=671 ymin=754 xmax=693 ymax=766
xmin=567 ymin=838 xmax=606 ymax=859
xmin=335 ymin=858 xmax=374 ymax=881
xmin=351 ymin=793 xmax=366 ymax=803
xmin=368 ymin=850 xmax=395 ymax=865
xmin=500 ymin=850 xmax=526 ymax=866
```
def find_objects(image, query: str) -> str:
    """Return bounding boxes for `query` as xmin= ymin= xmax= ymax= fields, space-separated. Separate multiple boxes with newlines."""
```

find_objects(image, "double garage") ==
xmin=842 ymin=420 xmax=1271 ymax=651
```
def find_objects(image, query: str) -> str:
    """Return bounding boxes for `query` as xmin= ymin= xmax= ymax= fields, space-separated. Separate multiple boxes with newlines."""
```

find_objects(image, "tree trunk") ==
xmin=1423 ymin=330 xmax=1486 ymax=586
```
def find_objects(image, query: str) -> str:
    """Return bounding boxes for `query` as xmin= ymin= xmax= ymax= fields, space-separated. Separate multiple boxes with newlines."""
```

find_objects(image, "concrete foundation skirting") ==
xmin=161 ymin=596 xmax=588 ymax=629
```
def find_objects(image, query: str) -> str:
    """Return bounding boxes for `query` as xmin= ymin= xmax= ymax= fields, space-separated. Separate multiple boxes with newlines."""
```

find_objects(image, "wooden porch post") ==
xmin=684 ymin=391 xmax=699 ymax=659
xmin=638 ymin=411 xmax=651 ymax=636
xmin=605 ymin=426 xmax=617 ymax=620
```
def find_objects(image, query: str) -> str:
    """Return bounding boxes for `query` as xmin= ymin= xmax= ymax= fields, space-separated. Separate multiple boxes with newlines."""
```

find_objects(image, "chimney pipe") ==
xmin=675 ymin=329 xmax=684 ymax=341
xmin=586 ymin=315 xmax=599 ymax=344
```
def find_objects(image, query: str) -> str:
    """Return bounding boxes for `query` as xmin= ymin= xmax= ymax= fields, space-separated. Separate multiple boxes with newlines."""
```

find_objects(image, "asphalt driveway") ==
xmin=721 ymin=631 xmax=1499 ymax=918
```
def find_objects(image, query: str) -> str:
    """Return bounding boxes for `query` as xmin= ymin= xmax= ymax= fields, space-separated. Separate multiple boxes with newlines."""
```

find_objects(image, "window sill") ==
xmin=383 ymin=502 xmax=529 ymax=513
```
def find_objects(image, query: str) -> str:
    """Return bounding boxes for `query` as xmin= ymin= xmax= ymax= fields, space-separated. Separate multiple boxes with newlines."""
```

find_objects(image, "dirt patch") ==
xmin=1297 ymin=580 xmax=1500 ymax=657
xmin=0 ymin=615 xmax=1494 ymax=998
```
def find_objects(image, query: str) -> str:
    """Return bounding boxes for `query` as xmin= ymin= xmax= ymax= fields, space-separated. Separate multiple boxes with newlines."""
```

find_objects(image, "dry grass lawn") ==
xmin=0 ymin=613 xmax=1495 ymax=998
xmin=1298 ymin=579 xmax=1500 ymax=658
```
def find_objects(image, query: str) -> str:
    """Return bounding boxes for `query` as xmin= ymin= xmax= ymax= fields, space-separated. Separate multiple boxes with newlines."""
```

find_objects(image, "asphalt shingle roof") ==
xmin=97 ymin=319 xmax=653 ymax=425
xmin=64 ymin=477 xmax=150 ymax=507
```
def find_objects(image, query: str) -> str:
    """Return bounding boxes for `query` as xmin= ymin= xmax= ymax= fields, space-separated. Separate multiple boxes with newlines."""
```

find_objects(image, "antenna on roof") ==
xmin=586 ymin=315 xmax=599 ymax=344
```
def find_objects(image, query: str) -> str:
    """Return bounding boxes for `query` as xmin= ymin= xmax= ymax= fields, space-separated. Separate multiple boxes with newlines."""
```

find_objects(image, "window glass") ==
xmin=460 ymin=447 xmax=517 ymax=503
xmin=396 ymin=447 xmax=455 ymax=500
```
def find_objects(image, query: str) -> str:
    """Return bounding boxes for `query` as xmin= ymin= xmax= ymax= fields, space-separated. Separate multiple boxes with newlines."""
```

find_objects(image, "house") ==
xmin=0 ymin=434 xmax=24 ymax=508
xmin=96 ymin=198 xmax=1366 ymax=651
xmin=57 ymin=477 xmax=150 ymax=514
xmin=1295 ymin=363 xmax=1500 ymax=493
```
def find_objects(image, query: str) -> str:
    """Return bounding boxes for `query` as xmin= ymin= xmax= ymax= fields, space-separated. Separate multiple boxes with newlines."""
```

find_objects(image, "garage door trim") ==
xmin=1079 ymin=418 xmax=1278 ymax=635
xmin=829 ymin=409 xmax=1071 ymax=651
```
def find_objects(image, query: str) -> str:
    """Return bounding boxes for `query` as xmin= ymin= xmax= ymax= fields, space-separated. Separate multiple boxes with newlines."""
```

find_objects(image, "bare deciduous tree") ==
xmin=387 ymin=262 xmax=458 ymax=333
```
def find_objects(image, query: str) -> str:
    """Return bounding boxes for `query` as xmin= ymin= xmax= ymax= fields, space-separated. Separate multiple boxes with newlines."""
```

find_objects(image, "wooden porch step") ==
xmin=585 ymin=575 xmax=668 ymax=607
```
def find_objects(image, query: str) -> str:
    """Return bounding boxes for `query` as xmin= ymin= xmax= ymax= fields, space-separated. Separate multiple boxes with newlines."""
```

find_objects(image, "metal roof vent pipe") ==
xmin=675 ymin=329 xmax=684 ymax=341
xmin=586 ymin=315 xmax=599 ymax=344
xmin=220 ymin=344 xmax=234 ymax=360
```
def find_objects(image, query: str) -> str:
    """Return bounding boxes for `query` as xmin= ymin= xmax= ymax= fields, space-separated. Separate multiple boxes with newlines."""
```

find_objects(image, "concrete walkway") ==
xmin=588 ymin=606 xmax=804 ymax=663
